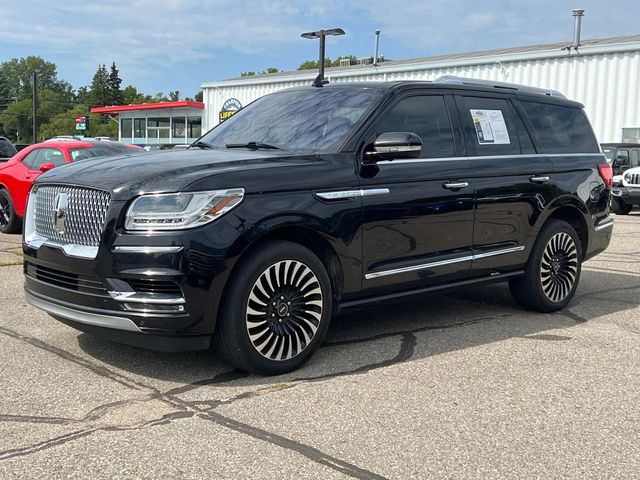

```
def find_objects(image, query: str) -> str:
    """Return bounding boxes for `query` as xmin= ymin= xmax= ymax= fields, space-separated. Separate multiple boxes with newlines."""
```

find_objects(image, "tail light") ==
xmin=598 ymin=163 xmax=613 ymax=188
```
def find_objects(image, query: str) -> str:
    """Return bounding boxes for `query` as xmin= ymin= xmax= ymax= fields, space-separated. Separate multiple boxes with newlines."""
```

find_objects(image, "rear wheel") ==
xmin=213 ymin=240 xmax=333 ymax=375
xmin=509 ymin=219 xmax=582 ymax=312
xmin=0 ymin=189 xmax=21 ymax=234
xmin=611 ymin=197 xmax=632 ymax=215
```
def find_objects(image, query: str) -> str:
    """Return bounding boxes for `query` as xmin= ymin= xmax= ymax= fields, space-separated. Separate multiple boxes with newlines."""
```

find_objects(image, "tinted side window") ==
xmin=0 ymin=139 xmax=17 ymax=158
xmin=460 ymin=96 xmax=533 ymax=156
xmin=617 ymin=149 xmax=630 ymax=166
xmin=376 ymin=95 xmax=455 ymax=158
xmin=521 ymin=101 xmax=599 ymax=153
xmin=21 ymin=150 xmax=42 ymax=169
xmin=631 ymin=148 xmax=640 ymax=167
xmin=38 ymin=148 xmax=66 ymax=167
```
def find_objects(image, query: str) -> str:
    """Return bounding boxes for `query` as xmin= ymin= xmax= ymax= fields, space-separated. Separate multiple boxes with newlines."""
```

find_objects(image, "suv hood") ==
xmin=36 ymin=148 xmax=326 ymax=200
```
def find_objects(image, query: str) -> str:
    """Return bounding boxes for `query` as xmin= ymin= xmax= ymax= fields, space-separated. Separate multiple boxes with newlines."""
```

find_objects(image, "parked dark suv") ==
xmin=23 ymin=77 xmax=613 ymax=374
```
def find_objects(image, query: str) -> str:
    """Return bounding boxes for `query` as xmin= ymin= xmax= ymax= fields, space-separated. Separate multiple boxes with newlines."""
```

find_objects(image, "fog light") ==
xmin=123 ymin=303 xmax=185 ymax=313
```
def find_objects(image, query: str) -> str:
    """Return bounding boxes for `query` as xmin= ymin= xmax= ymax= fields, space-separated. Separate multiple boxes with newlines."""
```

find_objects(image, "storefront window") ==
xmin=120 ymin=118 xmax=133 ymax=140
xmin=134 ymin=118 xmax=146 ymax=139
xmin=188 ymin=117 xmax=202 ymax=141
xmin=172 ymin=117 xmax=186 ymax=141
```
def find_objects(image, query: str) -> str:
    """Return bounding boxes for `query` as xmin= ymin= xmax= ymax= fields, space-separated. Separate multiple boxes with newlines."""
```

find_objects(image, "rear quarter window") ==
xmin=521 ymin=101 xmax=599 ymax=153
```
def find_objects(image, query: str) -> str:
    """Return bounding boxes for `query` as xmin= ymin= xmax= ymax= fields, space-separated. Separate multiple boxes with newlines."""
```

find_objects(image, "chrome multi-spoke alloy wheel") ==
xmin=540 ymin=232 xmax=578 ymax=303
xmin=245 ymin=260 xmax=323 ymax=361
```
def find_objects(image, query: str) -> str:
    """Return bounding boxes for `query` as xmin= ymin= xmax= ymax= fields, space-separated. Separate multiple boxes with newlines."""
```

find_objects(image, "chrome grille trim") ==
xmin=625 ymin=173 xmax=640 ymax=186
xmin=25 ymin=185 xmax=111 ymax=259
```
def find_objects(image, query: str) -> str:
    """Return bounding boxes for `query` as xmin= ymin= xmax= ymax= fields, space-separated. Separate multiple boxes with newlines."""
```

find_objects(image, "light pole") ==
xmin=301 ymin=28 xmax=345 ymax=87
xmin=32 ymin=70 xmax=38 ymax=143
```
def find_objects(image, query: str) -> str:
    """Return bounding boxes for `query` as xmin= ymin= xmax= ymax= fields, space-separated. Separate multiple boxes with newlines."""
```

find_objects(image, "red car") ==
xmin=0 ymin=139 xmax=142 ymax=233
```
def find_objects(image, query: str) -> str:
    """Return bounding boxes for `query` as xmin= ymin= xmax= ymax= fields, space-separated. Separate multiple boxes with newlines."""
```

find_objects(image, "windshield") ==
xmin=200 ymin=88 xmax=381 ymax=151
xmin=70 ymin=144 xmax=134 ymax=161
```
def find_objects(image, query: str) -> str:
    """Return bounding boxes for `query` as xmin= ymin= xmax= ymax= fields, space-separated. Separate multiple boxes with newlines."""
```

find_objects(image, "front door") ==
xmin=358 ymin=92 xmax=475 ymax=296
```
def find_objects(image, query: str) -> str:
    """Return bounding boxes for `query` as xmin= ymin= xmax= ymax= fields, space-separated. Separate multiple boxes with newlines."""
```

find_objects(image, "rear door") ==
xmin=358 ymin=90 xmax=475 ymax=296
xmin=455 ymin=93 xmax=552 ymax=275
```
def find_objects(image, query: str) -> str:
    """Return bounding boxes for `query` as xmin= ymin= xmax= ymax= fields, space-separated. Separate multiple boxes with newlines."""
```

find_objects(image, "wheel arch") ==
xmin=536 ymin=197 xmax=589 ymax=259
xmin=224 ymin=214 xmax=350 ymax=314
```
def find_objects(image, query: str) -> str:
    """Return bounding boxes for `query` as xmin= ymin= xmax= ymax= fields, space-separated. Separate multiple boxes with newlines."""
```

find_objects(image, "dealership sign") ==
xmin=75 ymin=115 xmax=87 ymax=131
xmin=219 ymin=98 xmax=242 ymax=123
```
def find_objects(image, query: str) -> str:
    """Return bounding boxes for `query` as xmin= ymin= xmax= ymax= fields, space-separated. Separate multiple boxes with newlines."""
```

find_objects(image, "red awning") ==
xmin=90 ymin=101 xmax=205 ymax=114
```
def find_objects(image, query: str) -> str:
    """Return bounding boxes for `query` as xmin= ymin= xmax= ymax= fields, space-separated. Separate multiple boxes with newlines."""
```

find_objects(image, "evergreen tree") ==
xmin=89 ymin=64 xmax=109 ymax=107
xmin=107 ymin=62 xmax=123 ymax=105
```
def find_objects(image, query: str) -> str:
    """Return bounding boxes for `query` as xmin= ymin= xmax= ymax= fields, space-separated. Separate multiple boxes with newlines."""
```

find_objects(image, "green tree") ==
xmin=89 ymin=64 xmax=109 ymax=107
xmin=0 ymin=89 xmax=70 ymax=142
xmin=240 ymin=71 xmax=256 ymax=77
xmin=168 ymin=90 xmax=180 ymax=101
xmin=122 ymin=85 xmax=146 ymax=104
xmin=107 ymin=62 xmax=123 ymax=105
xmin=0 ymin=56 xmax=72 ymax=100
xmin=264 ymin=67 xmax=279 ymax=74
xmin=194 ymin=91 xmax=203 ymax=102
xmin=297 ymin=58 xmax=332 ymax=70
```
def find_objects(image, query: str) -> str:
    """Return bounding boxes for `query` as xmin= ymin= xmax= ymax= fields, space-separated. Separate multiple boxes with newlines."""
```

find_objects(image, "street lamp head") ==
xmin=300 ymin=28 xmax=345 ymax=39
xmin=325 ymin=28 xmax=345 ymax=36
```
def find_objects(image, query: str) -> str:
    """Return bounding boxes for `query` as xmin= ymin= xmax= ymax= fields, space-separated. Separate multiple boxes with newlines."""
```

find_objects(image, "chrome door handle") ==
xmin=443 ymin=182 xmax=469 ymax=190
xmin=530 ymin=176 xmax=550 ymax=183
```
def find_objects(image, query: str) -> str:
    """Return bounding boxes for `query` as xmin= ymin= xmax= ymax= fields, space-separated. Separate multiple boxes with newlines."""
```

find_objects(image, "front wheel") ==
xmin=509 ymin=219 xmax=582 ymax=312
xmin=0 ymin=189 xmax=21 ymax=234
xmin=213 ymin=240 xmax=333 ymax=375
xmin=611 ymin=197 xmax=632 ymax=215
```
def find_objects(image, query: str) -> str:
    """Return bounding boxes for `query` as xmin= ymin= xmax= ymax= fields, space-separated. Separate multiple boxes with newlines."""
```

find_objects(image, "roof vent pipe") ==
xmin=373 ymin=30 xmax=381 ymax=66
xmin=571 ymin=9 xmax=584 ymax=51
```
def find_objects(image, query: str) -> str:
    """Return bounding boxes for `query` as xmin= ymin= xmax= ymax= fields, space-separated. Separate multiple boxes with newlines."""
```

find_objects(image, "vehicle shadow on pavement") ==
xmin=75 ymin=266 xmax=640 ymax=388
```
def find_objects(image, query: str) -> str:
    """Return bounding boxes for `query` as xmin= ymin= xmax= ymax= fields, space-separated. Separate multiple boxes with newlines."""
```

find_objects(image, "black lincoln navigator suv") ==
xmin=23 ymin=77 xmax=613 ymax=374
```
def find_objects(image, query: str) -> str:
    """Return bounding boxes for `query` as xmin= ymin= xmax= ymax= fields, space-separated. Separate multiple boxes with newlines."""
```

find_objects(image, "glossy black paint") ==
xmin=23 ymin=82 xmax=612 ymax=351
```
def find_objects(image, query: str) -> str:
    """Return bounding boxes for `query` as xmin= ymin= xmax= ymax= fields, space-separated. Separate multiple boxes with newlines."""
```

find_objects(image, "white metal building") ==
xmin=202 ymin=34 xmax=640 ymax=143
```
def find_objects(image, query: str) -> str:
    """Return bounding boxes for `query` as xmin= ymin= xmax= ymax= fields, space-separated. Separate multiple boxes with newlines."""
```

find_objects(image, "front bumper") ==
xmin=23 ymin=212 xmax=244 ymax=351
xmin=611 ymin=186 xmax=640 ymax=203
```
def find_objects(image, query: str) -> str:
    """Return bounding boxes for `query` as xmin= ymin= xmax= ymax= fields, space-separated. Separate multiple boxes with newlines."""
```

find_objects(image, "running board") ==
xmin=338 ymin=270 xmax=524 ymax=311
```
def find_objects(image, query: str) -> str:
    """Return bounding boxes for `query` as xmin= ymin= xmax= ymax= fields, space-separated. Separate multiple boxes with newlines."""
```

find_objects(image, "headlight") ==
xmin=124 ymin=189 xmax=244 ymax=231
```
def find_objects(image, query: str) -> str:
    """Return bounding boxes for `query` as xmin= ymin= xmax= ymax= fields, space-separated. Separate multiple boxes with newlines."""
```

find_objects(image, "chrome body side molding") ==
xmin=315 ymin=188 xmax=390 ymax=200
xmin=365 ymin=245 xmax=525 ymax=279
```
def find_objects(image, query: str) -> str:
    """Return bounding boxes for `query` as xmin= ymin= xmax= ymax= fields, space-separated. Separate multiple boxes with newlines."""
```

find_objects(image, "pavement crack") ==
xmin=0 ymin=414 xmax=77 ymax=425
xmin=0 ymin=326 xmax=148 ymax=391
xmin=197 ymin=410 xmax=389 ymax=480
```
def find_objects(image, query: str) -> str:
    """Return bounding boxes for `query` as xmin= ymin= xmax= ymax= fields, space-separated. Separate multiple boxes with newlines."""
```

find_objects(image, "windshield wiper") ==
xmin=190 ymin=140 xmax=213 ymax=149
xmin=225 ymin=141 xmax=284 ymax=151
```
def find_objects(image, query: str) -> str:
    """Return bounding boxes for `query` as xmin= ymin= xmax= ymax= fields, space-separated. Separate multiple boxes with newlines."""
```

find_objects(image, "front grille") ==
xmin=33 ymin=185 xmax=111 ymax=247
xmin=625 ymin=173 xmax=640 ymax=186
xmin=127 ymin=279 xmax=182 ymax=295
xmin=25 ymin=262 xmax=107 ymax=295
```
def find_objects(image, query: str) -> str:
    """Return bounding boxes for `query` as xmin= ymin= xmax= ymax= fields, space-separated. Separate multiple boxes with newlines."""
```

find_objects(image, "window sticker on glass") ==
xmin=470 ymin=109 xmax=510 ymax=145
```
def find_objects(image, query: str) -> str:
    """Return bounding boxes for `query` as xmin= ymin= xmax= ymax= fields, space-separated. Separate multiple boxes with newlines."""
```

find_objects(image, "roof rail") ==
xmin=435 ymin=75 xmax=566 ymax=98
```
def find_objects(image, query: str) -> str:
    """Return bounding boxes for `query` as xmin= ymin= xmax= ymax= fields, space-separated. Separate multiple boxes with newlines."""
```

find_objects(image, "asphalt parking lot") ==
xmin=1 ymin=216 xmax=639 ymax=480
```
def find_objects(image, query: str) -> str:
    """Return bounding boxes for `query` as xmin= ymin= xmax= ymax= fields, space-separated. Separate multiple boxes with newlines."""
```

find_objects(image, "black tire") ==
xmin=0 ymin=189 xmax=21 ymax=234
xmin=509 ymin=219 xmax=582 ymax=313
xmin=213 ymin=240 xmax=333 ymax=375
xmin=611 ymin=197 xmax=632 ymax=215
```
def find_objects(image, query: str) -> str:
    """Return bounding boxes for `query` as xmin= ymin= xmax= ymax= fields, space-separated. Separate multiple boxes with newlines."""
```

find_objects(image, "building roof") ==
xmin=203 ymin=34 xmax=640 ymax=87
xmin=91 ymin=100 xmax=205 ymax=114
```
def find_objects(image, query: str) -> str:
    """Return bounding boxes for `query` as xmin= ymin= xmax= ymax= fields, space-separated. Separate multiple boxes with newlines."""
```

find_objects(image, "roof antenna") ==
xmin=301 ymin=28 xmax=346 ymax=87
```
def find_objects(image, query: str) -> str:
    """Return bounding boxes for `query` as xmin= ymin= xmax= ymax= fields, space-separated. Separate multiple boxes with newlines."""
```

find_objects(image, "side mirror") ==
xmin=364 ymin=132 xmax=422 ymax=164
xmin=39 ymin=162 xmax=55 ymax=173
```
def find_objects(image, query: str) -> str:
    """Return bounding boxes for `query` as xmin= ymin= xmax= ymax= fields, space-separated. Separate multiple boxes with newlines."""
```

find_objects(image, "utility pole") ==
xmin=31 ymin=70 xmax=38 ymax=143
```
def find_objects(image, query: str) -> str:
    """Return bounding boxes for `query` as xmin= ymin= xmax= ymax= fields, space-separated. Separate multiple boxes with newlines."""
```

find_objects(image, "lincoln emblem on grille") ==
xmin=53 ymin=192 xmax=68 ymax=235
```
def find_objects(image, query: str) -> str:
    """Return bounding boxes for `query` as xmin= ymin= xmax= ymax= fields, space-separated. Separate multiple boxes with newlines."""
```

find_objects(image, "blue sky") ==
xmin=0 ymin=0 xmax=638 ymax=98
